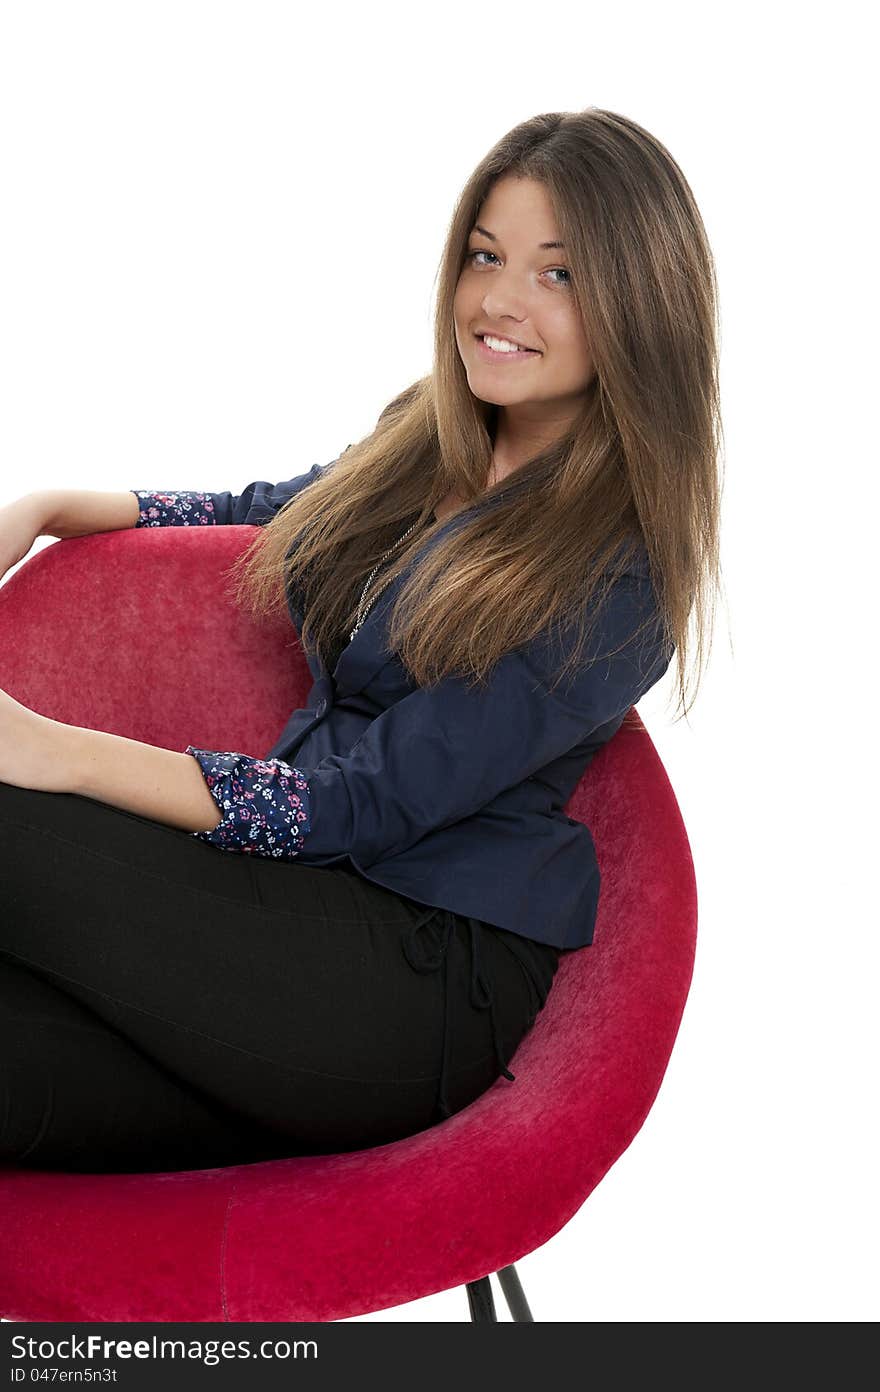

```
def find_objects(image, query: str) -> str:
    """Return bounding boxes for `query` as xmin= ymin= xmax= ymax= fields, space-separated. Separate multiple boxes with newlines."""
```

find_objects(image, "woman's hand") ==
xmin=0 ymin=685 xmax=68 ymax=794
xmin=0 ymin=496 xmax=45 ymax=587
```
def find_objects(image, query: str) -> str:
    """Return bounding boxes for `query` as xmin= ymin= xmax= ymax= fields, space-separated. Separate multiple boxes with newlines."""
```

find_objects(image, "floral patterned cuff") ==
xmin=130 ymin=490 xmax=218 ymax=526
xmin=186 ymin=747 xmax=312 ymax=857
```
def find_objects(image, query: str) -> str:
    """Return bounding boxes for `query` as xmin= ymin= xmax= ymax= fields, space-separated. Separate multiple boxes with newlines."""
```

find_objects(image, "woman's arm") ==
xmin=66 ymin=724 xmax=224 ymax=831
xmin=0 ymin=688 xmax=221 ymax=833
xmin=129 ymin=457 xmax=343 ymax=528
xmin=29 ymin=489 xmax=141 ymax=538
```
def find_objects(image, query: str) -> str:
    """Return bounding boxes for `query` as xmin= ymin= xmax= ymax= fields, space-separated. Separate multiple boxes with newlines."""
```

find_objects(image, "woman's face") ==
xmin=453 ymin=175 xmax=595 ymax=433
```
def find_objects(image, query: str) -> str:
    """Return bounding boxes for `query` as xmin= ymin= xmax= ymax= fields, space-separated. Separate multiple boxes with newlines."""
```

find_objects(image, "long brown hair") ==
xmin=223 ymin=107 xmax=724 ymax=719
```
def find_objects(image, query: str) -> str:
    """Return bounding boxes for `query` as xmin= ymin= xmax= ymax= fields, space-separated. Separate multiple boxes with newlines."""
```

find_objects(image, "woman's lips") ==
xmin=474 ymin=334 xmax=541 ymax=363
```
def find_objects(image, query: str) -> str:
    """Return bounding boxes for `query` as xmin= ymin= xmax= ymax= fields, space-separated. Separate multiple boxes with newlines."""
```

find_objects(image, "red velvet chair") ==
xmin=0 ymin=523 xmax=697 ymax=1322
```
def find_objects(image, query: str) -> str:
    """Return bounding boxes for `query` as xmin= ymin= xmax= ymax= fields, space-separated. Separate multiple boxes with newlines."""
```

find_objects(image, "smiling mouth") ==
xmin=475 ymin=334 xmax=541 ymax=360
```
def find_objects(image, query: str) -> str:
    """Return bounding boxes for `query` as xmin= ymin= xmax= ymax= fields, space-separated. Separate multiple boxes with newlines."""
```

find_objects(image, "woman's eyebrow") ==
xmin=472 ymin=222 xmax=566 ymax=251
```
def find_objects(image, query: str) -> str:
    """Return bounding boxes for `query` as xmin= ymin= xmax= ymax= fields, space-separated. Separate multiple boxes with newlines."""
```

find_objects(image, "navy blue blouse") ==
xmin=127 ymin=479 xmax=672 ymax=957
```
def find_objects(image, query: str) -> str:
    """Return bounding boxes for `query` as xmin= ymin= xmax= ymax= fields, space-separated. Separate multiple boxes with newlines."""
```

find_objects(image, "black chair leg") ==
xmin=497 ymin=1263 xmax=533 ymax=1321
xmin=465 ymin=1262 xmax=534 ymax=1321
xmin=466 ymin=1276 xmax=497 ymax=1321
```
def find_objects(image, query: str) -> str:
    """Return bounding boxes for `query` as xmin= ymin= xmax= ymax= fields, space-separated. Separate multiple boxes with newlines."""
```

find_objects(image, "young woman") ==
xmin=0 ymin=107 xmax=722 ymax=1173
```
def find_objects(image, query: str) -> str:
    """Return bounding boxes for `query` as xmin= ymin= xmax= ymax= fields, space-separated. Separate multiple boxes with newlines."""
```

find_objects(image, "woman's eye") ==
xmin=466 ymin=250 xmax=571 ymax=286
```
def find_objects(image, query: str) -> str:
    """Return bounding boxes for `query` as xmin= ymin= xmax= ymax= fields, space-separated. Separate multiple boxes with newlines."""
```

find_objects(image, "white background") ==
xmin=1 ymin=1 xmax=876 ymax=1323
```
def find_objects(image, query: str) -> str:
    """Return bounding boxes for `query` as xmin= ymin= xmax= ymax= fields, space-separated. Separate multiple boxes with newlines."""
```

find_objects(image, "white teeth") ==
xmin=482 ymin=334 xmax=527 ymax=353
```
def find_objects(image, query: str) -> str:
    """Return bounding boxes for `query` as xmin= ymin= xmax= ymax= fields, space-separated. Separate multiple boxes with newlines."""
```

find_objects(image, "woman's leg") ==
xmin=0 ymin=955 xmax=296 ymax=1172
xmin=0 ymin=779 xmax=554 ymax=1172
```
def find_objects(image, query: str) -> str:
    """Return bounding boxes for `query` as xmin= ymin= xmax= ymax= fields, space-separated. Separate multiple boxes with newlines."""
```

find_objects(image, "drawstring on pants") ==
xmin=401 ymin=905 xmax=515 ymax=1123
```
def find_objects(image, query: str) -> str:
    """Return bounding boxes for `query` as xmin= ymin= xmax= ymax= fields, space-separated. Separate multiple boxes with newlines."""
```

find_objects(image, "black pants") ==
xmin=0 ymin=780 xmax=560 ymax=1174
